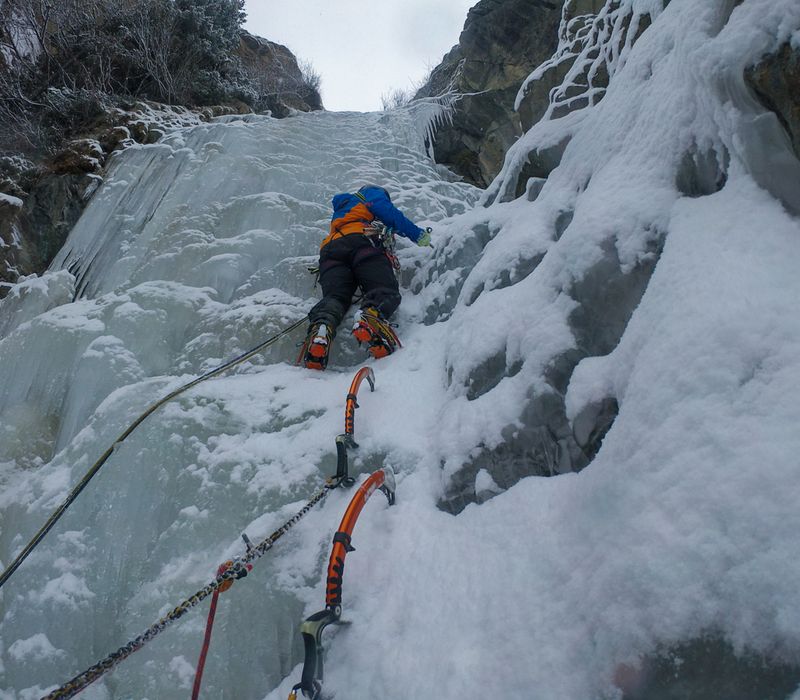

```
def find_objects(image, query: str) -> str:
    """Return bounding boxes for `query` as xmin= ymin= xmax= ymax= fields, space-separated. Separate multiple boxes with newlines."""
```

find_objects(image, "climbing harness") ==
xmin=0 ymin=317 xmax=306 ymax=592
xmin=41 ymin=367 xmax=378 ymax=700
xmin=364 ymin=221 xmax=402 ymax=272
xmin=289 ymin=466 xmax=396 ymax=700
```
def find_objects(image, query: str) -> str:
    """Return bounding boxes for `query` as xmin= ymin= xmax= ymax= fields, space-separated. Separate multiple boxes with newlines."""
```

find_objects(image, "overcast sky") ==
xmin=243 ymin=1 xmax=476 ymax=112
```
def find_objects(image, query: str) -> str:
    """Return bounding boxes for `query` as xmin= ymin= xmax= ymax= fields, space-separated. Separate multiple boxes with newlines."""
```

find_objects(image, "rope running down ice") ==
xmin=0 ymin=317 xmax=307 ymax=592
xmin=42 ymin=477 xmax=337 ymax=700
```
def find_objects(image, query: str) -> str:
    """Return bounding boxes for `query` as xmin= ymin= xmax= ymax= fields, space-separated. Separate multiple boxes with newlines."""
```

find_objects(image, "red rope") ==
xmin=191 ymin=588 xmax=220 ymax=700
xmin=191 ymin=561 xmax=235 ymax=700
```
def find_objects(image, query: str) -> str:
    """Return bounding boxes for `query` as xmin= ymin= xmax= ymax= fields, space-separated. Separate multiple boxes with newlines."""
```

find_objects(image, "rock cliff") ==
xmin=414 ymin=0 xmax=565 ymax=188
xmin=745 ymin=41 xmax=800 ymax=161
xmin=419 ymin=0 xmax=800 ymax=201
xmin=237 ymin=31 xmax=323 ymax=117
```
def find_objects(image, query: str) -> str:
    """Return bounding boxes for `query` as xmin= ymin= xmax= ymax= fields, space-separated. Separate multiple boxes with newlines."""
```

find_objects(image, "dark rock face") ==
xmin=516 ymin=0 xmax=609 ymax=131
xmin=2 ymin=172 xmax=98 ymax=288
xmin=435 ymin=1 xmax=669 ymax=514
xmin=414 ymin=0 xmax=564 ymax=188
xmin=237 ymin=31 xmax=323 ymax=117
xmin=484 ymin=0 xmax=663 ymax=205
xmin=0 ymin=103 xmax=201 ymax=291
xmin=745 ymin=42 xmax=800 ymax=161
xmin=616 ymin=637 xmax=800 ymax=700
xmin=438 ymin=234 xmax=660 ymax=514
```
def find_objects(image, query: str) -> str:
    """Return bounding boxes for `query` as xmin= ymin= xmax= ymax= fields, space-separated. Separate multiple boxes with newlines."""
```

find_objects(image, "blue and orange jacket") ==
xmin=320 ymin=186 xmax=424 ymax=249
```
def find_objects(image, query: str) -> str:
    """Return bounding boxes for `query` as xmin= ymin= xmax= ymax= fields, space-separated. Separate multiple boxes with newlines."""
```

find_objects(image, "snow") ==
xmin=167 ymin=655 xmax=196 ymax=689
xmin=0 ymin=194 xmax=23 ymax=209
xmin=1 ymin=0 xmax=800 ymax=698
xmin=7 ymin=634 xmax=63 ymax=664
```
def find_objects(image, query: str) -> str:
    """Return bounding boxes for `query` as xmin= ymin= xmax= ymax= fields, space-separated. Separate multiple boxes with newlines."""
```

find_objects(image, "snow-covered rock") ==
xmin=1 ymin=2 xmax=799 ymax=699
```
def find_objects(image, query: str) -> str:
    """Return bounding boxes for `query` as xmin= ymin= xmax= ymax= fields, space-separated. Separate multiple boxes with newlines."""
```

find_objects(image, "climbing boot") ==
xmin=302 ymin=323 xmax=332 ymax=370
xmin=351 ymin=307 xmax=400 ymax=359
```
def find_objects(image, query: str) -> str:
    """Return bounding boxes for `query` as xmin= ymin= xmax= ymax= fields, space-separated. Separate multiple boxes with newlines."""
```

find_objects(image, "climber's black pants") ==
xmin=308 ymin=235 xmax=400 ymax=334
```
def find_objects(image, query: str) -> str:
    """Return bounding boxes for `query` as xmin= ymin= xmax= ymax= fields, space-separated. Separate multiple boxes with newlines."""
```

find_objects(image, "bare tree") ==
xmin=381 ymin=87 xmax=414 ymax=111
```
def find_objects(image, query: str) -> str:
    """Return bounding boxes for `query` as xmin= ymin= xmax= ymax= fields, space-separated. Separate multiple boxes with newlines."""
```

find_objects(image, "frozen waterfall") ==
xmin=0 ymin=109 xmax=479 ymax=698
xmin=3 ymin=1 xmax=800 ymax=699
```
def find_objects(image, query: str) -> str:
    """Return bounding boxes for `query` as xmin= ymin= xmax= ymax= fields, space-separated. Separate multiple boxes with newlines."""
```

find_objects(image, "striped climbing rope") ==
xmin=40 ymin=365 xmax=378 ymax=699
xmin=43 ymin=478 xmax=335 ymax=700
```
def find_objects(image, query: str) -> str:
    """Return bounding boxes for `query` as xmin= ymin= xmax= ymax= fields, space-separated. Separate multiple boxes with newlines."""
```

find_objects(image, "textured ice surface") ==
xmin=2 ymin=1 xmax=800 ymax=699
xmin=0 ymin=110 xmax=479 ymax=698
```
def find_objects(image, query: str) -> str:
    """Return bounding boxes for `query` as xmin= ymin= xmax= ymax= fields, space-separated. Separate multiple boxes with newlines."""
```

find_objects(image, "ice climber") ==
xmin=301 ymin=185 xmax=432 ymax=370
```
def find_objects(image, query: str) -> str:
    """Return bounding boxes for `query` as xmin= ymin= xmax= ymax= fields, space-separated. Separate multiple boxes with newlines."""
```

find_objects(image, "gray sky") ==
xmin=243 ymin=1 xmax=476 ymax=112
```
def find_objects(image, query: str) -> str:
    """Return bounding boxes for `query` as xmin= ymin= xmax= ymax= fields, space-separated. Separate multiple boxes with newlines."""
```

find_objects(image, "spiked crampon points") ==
xmin=351 ymin=307 xmax=401 ymax=359
xmin=300 ymin=323 xmax=333 ymax=370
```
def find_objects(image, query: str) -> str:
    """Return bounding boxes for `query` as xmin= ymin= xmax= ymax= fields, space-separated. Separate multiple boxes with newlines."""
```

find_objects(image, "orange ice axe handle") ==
xmin=325 ymin=466 xmax=395 ymax=611
xmin=334 ymin=367 xmax=375 ymax=484
xmin=344 ymin=367 xmax=375 ymax=443
xmin=294 ymin=466 xmax=396 ymax=699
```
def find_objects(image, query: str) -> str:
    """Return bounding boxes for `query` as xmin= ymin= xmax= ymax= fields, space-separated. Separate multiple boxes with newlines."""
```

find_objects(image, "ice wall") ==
xmin=0 ymin=110 xmax=479 ymax=698
xmin=2 ymin=0 xmax=800 ymax=698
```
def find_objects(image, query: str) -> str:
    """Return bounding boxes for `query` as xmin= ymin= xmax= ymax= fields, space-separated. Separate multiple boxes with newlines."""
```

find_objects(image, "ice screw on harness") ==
xmin=363 ymin=221 xmax=402 ymax=271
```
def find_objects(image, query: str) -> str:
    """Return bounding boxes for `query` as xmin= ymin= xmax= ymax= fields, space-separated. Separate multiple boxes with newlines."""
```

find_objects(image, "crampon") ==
xmin=299 ymin=323 xmax=333 ymax=370
xmin=351 ymin=307 xmax=401 ymax=359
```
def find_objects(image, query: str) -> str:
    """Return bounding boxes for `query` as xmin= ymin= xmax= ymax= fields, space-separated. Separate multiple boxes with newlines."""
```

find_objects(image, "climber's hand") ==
xmin=417 ymin=227 xmax=432 ymax=247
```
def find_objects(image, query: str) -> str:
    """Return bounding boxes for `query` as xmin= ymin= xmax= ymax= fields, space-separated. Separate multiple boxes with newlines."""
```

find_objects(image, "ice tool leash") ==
xmin=0 ymin=317 xmax=306 ymax=592
xmin=40 ymin=367 xmax=379 ymax=700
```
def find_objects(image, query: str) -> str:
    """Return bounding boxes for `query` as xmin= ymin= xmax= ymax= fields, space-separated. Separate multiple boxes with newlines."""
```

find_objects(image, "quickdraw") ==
xmin=1 ymin=317 xmax=307 ymax=592
xmin=289 ymin=466 xmax=396 ymax=700
xmin=190 ymin=559 xmax=247 ymax=700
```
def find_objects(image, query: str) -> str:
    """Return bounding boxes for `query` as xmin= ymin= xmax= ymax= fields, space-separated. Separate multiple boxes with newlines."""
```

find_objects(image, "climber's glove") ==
xmin=417 ymin=227 xmax=432 ymax=247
